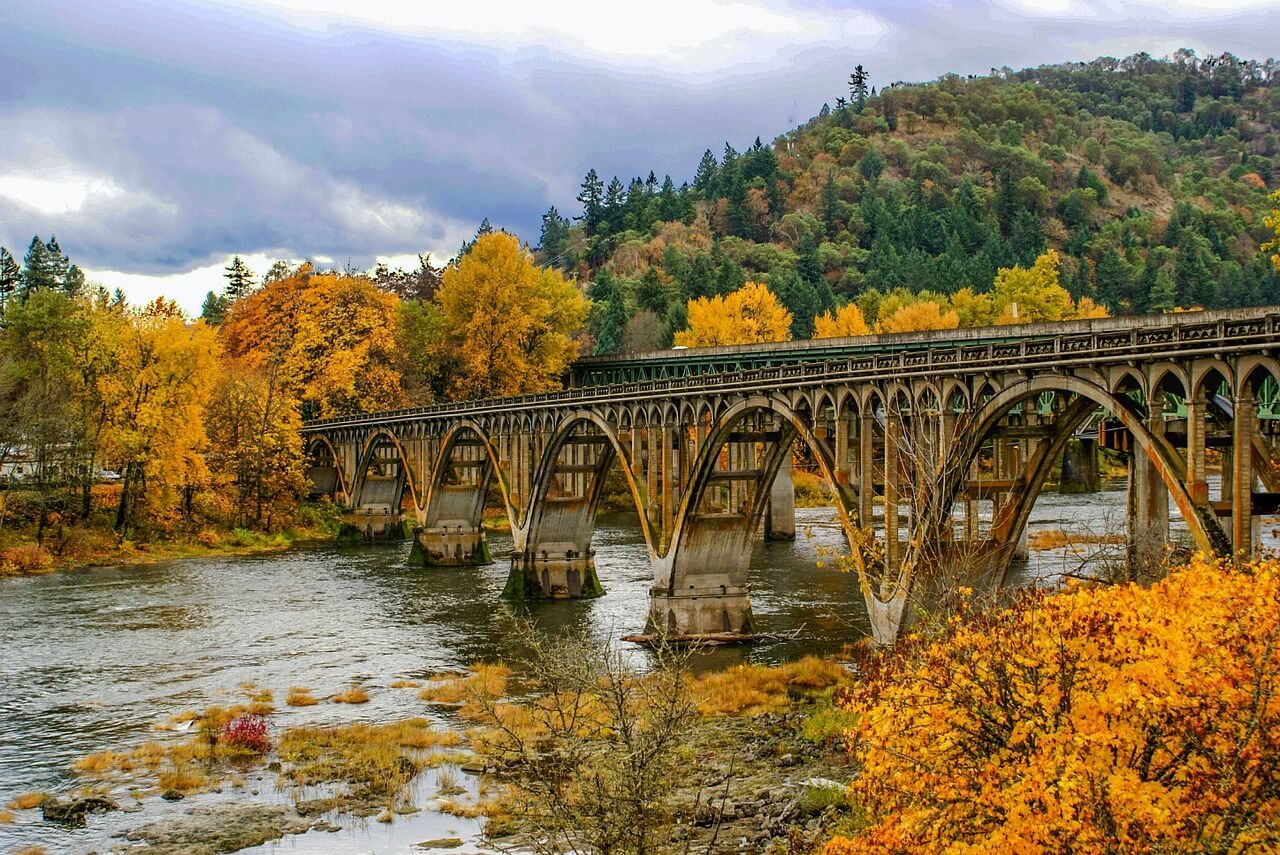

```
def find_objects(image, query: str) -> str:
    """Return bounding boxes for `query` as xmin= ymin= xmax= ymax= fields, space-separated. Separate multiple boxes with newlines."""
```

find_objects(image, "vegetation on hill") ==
xmin=537 ymin=50 xmax=1280 ymax=353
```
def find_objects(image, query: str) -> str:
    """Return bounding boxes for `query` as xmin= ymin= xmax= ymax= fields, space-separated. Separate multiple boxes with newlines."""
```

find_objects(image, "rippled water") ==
xmin=1 ymin=490 xmax=1274 ymax=853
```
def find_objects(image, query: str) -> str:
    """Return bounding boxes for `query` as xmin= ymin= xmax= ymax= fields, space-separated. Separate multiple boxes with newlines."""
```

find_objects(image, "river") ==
xmin=1 ymin=487 xmax=1274 ymax=853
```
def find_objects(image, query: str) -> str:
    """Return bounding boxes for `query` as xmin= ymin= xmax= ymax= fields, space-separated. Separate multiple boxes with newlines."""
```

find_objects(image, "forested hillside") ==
xmin=536 ymin=50 xmax=1280 ymax=353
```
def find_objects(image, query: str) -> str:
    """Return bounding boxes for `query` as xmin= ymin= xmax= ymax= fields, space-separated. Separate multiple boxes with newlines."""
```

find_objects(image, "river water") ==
xmin=1 ymin=488 xmax=1274 ymax=853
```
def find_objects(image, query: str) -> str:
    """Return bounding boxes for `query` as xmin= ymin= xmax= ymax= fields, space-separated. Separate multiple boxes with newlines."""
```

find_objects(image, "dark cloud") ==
xmin=0 ymin=0 xmax=1274 ymax=279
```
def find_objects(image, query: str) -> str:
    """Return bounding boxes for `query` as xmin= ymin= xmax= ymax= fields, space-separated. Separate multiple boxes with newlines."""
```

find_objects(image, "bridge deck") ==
xmin=302 ymin=306 xmax=1279 ymax=431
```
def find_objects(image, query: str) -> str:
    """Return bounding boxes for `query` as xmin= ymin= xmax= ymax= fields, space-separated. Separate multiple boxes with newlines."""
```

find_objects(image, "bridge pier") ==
xmin=337 ymin=506 xmax=410 ymax=542
xmin=648 ymin=587 xmax=753 ymax=638
xmin=410 ymin=523 xmax=492 ymax=566
xmin=504 ymin=546 xmax=602 ymax=598
xmin=764 ymin=453 xmax=796 ymax=540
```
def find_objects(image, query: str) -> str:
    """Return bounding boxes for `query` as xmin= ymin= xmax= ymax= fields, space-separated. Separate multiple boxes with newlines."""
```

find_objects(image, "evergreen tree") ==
xmin=21 ymin=236 xmax=55 ymax=296
xmin=587 ymin=267 xmax=617 ymax=303
xmin=0 ymin=246 xmax=20 ymax=312
xmin=1075 ymin=165 xmax=1109 ymax=206
xmin=820 ymin=172 xmax=841 ymax=235
xmin=1010 ymin=209 xmax=1047 ymax=266
xmin=263 ymin=259 xmax=293 ymax=284
xmin=1149 ymin=267 xmax=1176 ymax=311
xmin=623 ymin=177 xmax=650 ymax=232
xmin=858 ymin=149 xmax=885 ymax=182
xmin=200 ymin=290 xmax=230 ymax=324
xmin=1096 ymin=245 xmax=1134 ymax=309
xmin=693 ymin=149 xmax=719 ymax=196
xmin=657 ymin=175 xmax=681 ymax=222
xmin=576 ymin=169 xmax=605 ymax=235
xmin=593 ymin=294 xmax=629 ymax=355
xmin=603 ymin=177 xmax=626 ymax=235
xmin=774 ymin=273 xmax=818 ymax=338
xmin=538 ymin=206 xmax=572 ymax=268
xmin=636 ymin=267 xmax=668 ymax=313
xmin=797 ymin=232 xmax=823 ymax=288
xmin=849 ymin=64 xmax=870 ymax=111
xmin=45 ymin=236 xmax=72 ymax=292
xmin=223 ymin=255 xmax=256 ymax=300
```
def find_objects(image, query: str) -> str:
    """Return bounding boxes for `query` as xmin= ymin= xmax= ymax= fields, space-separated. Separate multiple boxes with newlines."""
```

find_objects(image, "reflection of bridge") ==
xmin=302 ymin=307 xmax=1280 ymax=643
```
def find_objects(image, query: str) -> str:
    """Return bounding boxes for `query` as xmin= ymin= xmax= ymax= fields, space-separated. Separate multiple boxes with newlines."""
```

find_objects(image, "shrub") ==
xmin=0 ymin=545 xmax=53 ymax=576
xmin=221 ymin=713 xmax=271 ymax=754
xmin=824 ymin=556 xmax=1280 ymax=854
xmin=332 ymin=686 xmax=370 ymax=704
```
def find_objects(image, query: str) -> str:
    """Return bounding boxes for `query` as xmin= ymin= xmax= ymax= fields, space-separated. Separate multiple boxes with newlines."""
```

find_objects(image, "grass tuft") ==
xmin=332 ymin=686 xmax=370 ymax=704
xmin=286 ymin=686 xmax=318 ymax=706
xmin=7 ymin=792 xmax=47 ymax=810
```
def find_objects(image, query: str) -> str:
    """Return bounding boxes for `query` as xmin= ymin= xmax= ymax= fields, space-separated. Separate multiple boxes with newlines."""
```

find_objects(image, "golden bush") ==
xmin=825 ymin=556 xmax=1280 ymax=854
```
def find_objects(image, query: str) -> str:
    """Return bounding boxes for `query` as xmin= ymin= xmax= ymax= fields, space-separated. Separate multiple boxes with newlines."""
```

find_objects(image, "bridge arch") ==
xmin=935 ymin=374 xmax=1224 ymax=573
xmin=305 ymin=434 xmax=351 ymax=504
xmin=650 ymin=394 xmax=859 ymax=637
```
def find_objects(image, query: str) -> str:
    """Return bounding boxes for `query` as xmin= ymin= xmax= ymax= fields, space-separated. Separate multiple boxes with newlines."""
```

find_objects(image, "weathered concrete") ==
xmin=764 ymin=454 xmax=796 ymax=541
xmin=1059 ymin=438 xmax=1100 ymax=494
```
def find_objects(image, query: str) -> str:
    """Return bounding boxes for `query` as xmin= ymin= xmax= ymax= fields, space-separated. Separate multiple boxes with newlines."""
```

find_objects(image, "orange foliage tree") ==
xmin=824 ymin=556 xmax=1280 ymax=854
xmin=1264 ymin=189 xmax=1280 ymax=273
xmin=219 ymin=269 xmax=404 ymax=418
xmin=674 ymin=282 xmax=792 ymax=347
xmin=434 ymin=232 xmax=589 ymax=400
xmin=813 ymin=303 xmax=870 ymax=338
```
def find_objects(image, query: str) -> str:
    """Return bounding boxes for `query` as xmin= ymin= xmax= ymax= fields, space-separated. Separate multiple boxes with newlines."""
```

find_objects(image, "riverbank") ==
xmin=0 ymin=499 xmax=343 ymax=577
xmin=3 ymin=656 xmax=860 ymax=854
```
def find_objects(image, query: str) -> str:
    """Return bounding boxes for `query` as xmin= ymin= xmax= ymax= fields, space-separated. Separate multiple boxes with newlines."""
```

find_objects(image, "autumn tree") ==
xmin=675 ymin=281 xmax=792 ymax=347
xmin=220 ymin=270 xmax=405 ymax=418
xmin=433 ymin=232 xmax=589 ymax=400
xmin=876 ymin=299 xmax=959 ymax=333
xmin=205 ymin=360 xmax=306 ymax=530
xmin=1265 ymin=189 xmax=1280 ymax=273
xmin=99 ymin=300 xmax=218 ymax=533
xmin=813 ymin=303 xmax=870 ymax=338
xmin=989 ymin=250 xmax=1109 ymax=324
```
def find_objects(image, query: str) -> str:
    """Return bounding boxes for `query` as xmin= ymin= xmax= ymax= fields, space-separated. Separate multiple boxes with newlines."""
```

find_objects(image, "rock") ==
xmin=123 ymin=803 xmax=315 ymax=854
xmin=266 ymin=761 xmax=282 ymax=771
xmin=777 ymin=753 xmax=798 ymax=767
xmin=161 ymin=789 xmax=185 ymax=801
xmin=459 ymin=761 xmax=485 ymax=774
xmin=42 ymin=794 xmax=119 ymax=826
xmin=416 ymin=838 xmax=464 ymax=850
xmin=799 ymin=777 xmax=844 ymax=792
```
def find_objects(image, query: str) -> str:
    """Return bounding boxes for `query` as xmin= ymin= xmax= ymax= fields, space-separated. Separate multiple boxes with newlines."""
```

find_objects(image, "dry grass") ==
xmin=73 ymin=750 xmax=132 ymax=774
xmin=286 ymin=687 xmax=318 ymax=706
xmin=7 ymin=792 xmax=46 ymax=810
xmin=1028 ymin=529 xmax=1125 ymax=550
xmin=0 ymin=809 xmax=15 ymax=823
xmin=419 ymin=663 xmax=510 ymax=707
xmin=246 ymin=700 xmax=276 ymax=715
xmin=692 ymin=656 xmax=850 ymax=715
xmin=389 ymin=679 xmax=420 ymax=689
xmin=277 ymin=717 xmax=455 ymax=799
xmin=15 ymin=846 xmax=48 ymax=855
xmin=332 ymin=686 xmax=370 ymax=704
xmin=157 ymin=761 xmax=207 ymax=792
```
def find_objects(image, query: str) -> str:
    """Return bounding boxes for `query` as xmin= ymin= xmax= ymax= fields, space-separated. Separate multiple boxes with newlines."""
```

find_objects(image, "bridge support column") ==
xmin=504 ymin=548 xmax=602 ymax=599
xmin=1059 ymin=437 xmax=1100 ymax=494
xmin=765 ymin=453 xmax=796 ymax=540
xmin=1185 ymin=394 xmax=1209 ymax=504
xmin=648 ymin=586 xmax=753 ymax=638
xmin=410 ymin=524 xmax=492 ymax=566
xmin=884 ymin=413 xmax=901 ymax=573
xmin=858 ymin=411 xmax=874 ymax=530
xmin=1127 ymin=447 xmax=1169 ymax=573
xmin=1231 ymin=397 xmax=1256 ymax=557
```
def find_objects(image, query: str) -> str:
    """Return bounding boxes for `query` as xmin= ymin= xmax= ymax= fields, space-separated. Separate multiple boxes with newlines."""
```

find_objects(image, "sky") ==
xmin=1 ymin=0 xmax=1277 ymax=314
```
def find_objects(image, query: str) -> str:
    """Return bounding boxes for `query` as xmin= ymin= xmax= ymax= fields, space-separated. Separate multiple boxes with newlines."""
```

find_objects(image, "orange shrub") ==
xmin=0 ymin=545 xmax=53 ymax=576
xmin=824 ymin=556 xmax=1280 ymax=854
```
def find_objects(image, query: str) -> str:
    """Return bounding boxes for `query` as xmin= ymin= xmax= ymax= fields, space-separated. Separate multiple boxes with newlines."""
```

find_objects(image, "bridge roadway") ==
xmin=302 ymin=306 xmax=1280 ymax=644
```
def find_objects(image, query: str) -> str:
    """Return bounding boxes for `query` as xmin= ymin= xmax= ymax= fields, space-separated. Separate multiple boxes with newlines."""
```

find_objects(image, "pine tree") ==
xmin=576 ymin=169 xmax=605 ymax=235
xmin=657 ymin=175 xmax=681 ymax=222
xmin=1095 ymin=245 xmax=1133 ymax=309
xmin=849 ymin=65 xmax=870 ymax=111
xmin=19 ymin=236 xmax=54 ymax=297
xmin=693 ymin=149 xmax=719 ymax=196
xmin=594 ymin=294 xmax=629 ymax=355
xmin=539 ymin=206 xmax=572 ymax=268
xmin=820 ymin=173 xmax=841 ymax=236
xmin=200 ymin=290 xmax=230 ymax=324
xmin=223 ymin=255 xmax=256 ymax=300
xmin=0 ymin=247 xmax=20 ymax=315
xmin=636 ymin=267 xmax=668 ymax=313
xmin=603 ymin=177 xmax=626 ymax=236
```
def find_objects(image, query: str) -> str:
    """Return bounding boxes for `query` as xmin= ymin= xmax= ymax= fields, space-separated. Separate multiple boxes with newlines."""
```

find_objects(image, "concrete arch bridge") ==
xmin=302 ymin=307 xmax=1280 ymax=644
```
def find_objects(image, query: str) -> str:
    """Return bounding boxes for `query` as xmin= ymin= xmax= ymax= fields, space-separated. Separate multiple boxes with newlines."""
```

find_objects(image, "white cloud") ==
xmin=228 ymin=0 xmax=888 ymax=71
xmin=999 ymin=0 xmax=1280 ymax=17
xmin=0 ymin=170 xmax=127 ymax=216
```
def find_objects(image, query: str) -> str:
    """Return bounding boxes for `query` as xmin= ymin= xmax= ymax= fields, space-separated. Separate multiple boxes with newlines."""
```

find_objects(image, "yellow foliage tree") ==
xmin=435 ymin=232 xmax=590 ymax=400
xmin=990 ymin=250 xmax=1110 ymax=324
xmin=1263 ymin=189 xmax=1280 ymax=273
xmin=875 ymin=299 xmax=959 ymax=334
xmin=98 ymin=299 xmax=218 ymax=531
xmin=220 ymin=271 xmax=404 ymax=418
xmin=823 ymin=556 xmax=1280 ymax=854
xmin=813 ymin=303 xmax=870 ymax=338
xmin=674 ymin=282 xmax=792 ymax=347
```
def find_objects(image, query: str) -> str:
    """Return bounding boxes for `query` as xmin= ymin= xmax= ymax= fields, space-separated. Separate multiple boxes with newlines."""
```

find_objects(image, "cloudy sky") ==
xmin=1 ymin=0 xmax=1277 ymax=313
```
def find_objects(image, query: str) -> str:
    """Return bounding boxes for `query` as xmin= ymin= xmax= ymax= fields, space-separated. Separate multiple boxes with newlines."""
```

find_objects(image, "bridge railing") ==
xmin=302 ymin=308 xmax=1280 ymax=432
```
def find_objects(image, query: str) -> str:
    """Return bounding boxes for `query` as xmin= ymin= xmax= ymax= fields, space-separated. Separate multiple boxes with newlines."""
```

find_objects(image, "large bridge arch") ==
xmin=305 ymin=434 xmax=350 ymax=505
xmin=649 ymin=394 xmax=861 ymax=637
xmin=935 ymin=374 xmax=1227 ymax=570
xmin=343 ymin=428 xmax=420 ymax=541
